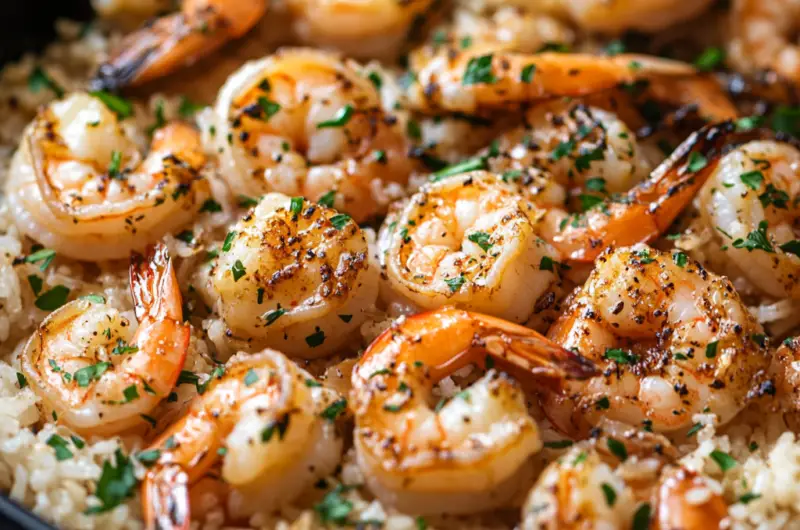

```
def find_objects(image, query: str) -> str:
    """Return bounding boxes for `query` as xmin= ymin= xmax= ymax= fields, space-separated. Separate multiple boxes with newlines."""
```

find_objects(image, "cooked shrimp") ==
xmin=351 ymin=306 xmax=596 ymax=515
xmin=404 ymin=44 xmax=695 ymax=114
xmin=541 ymin=245 xmax=770 ymax=436
xmin=143 ymin=349 xmax=343 ymax=528
xmin=772 ymin=336 xmax=800 ymax=412
xmin=550 ymin=121 xmax=735 ymax=262
xmin=378 ymin=171 xmax=560 ymax=324
xmin=92 ymin=0 xmax=268 ymax=90
xmin=6 ymin=92 xmax=209 ymax=262
xmin=19 ymin=243 xmax=189 ymax=435
xmin=698 ymin=139 xmax=800 ymax=300
xmin=91 ymin=0 xmax=172 ymax=23
xmin=286 ymin=0 xmax=436 ymax=59
xmin=521 ymin=420 xmax=726 ymax=530
xmin=546 ymin=0 xmax=715 ymax=34
xmin=197 ymin=192 xmax=378 ymax=358
xmin=728 ymin=0 xmax=800 ymax=84
xmin=211 ymin=49 xmax=415 ymax=222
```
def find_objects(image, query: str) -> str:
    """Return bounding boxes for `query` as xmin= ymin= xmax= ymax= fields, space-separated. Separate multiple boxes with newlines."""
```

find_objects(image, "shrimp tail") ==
xmin=143 ymin=465 xmax=191 ymax=530
xmin=472 ymin=313 xmax=598 ymax=381
xmin=552 ymin=120 xmax=738 ymax=262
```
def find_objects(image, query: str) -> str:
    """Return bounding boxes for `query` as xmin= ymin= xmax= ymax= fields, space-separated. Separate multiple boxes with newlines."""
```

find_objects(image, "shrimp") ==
xmin=550 ymin=121 xmax=736 ymax=263
xmin=351 ymin=306 xmax=596 ymax=515
xmin=728 ymin=0 xmax=800 ymax=84
xmin=142 ymin=349 xmax=343 ymax=528
xmin=698 ymin=139 xmax=800 ymax=300
xmin=378 ymin=171 xmax=561 ymax=324
xmin=521 ymin=419 xmax=727 ymax=530
xmin=541 ymin=245 xmax=770 ymax=436
xmin=772 ymin=336 xmax=800 ymax=412
xmin=547 ymin=0 xmax=715 ymax=34
xmin=6 ymin=92 xmax=210 ymax=262
xmin=403 ymin=44 xmax=695 ymax=114
xmin=197 ymin=192 xmax=378 ymax=358
xmin=210 ymin=48 xmax=415 ymax=223
xmin=91 ymin=0 xmax=268 ymax=90
xmin=19 ymin=243 xmax=189 ymax=435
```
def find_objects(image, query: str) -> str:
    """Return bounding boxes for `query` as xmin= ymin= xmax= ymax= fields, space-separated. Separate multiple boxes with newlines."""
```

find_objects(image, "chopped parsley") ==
xmin=16 ymin=372 xmax=27 ymax=389
xmin=694 ymin=47 xmax=725 ymax=71
xmin=330 ymin=214 xmax=351 ymax=230
xmin=222 ymin=231 xmax=236 ymax=252
xmin=444 ymin=274 xmax=465 ymax=293
xmin=462 ymin=54 xmax=495 ymax=85
xmin=89 ymin=91 xmax=133 ymax=120
xmin=467 ymin=231 xmax=492 ymax=252
xmin=306 ymin=328 xmax=326 ymax=348
xmin=317 ymin=105 xmax=354 ymax=128
xmin=632 ymin=503 xmax=651 ymax=530
xmin=607 ymin=438 xmax=628 ymax=461
xmin=74 ymin=362 xmax=111 ymax=388
xmin=686 ymin=422 xmax=703 ymax=437
xmin=430 ymin=157 xmax=486 ymax=181
xmin=686 ymin=151 xmax=708 ymax=173
xmin=710 ymin=449 xmax=737 ymax=471
xmin=673 ymin=252 xmax=688 ymax=268
xmin=318 ymin=191 xmax=336 ymax=207
xmin=257 ymin=96 xmax=281 ymax=120
xmin=520 ymin=64 xmax=536 ymax=83
xmin=25 ymin=248 xmax=56 ymax=271
xmin=84 ymin=449 xmax=137 ymax=514
xmin=46 ymin=434 xmax=74 ymax=461
xmin=178 ymin=96 xmax=206 ymax=117
xmin=231 ymin=260 xmax=246 ymax=281
xmin=732 ymin=221 xmax=774 ymax=253
xmin=28 ymin=66 xmax=64 ymax=98
xmin=27 ymin=275 xmax=42 ymax=296
xmin=35 ymin=285 xmax=70 ymax=311
xmin=780 ymin=240 xmax=800 ymax=257
xmin=111 ymin=339 xmax=138 ymax=355
xmin=706 ymin=341 xmax=719 ymax=359
xmin=261 ymin=414 xmax=290 ymax=442
xmin=244 ymin=368 xmax=259 ymax=386
xmin=314 ymin=484 xmax=354 ymax=524
xmin=290 ymin=196 xmax=304 ymax=216
xmin=320 ymin=398 xmax=347 ymax=421
xmin=595 ymin=396 xmax=610 ymax=410
xmin=543 ymin=440 xmax=573 ymax=449
xmin=264 ymin=306 xmax=286 ymax=326
xmin=604 ymin=348 xmax=638 ymax=365
xmin=601 ymin=483 xmax=617 ymax=506
xmin=200 ymin=199 xmax=223 ymax=213
xmin=739 ymin=170 xmax=764 ymax=190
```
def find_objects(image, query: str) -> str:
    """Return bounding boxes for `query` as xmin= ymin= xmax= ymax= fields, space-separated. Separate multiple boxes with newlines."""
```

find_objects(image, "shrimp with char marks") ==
xmin=351 ymin=306 xmax=596 ymax=515
xmin=210 ymin=48 xmax=416 ymax=223
xmin=541 ymin=245 xmax=771 ymax=437
xmin=522 ymin=419 xmax=727 ymax=530
xmin=143 ymin=349 xmax=344 ymax=529
xmin=378 ymin=171 xmax=560 ymax=324
xmin=196 ymin=192 xmax=378 ymax=358
xmin=19 ymin=243 xmax=189 ymax=435
xmin=698 ymin=138 xmax=800 ymax=300
xmin=6 ymin=92 xmax=209 ymax=262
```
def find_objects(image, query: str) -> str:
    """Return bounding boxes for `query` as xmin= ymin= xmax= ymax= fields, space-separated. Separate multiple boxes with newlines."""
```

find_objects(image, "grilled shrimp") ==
xmin=19 ymin=244 xmax=189 ymax=435
xmin=6 ymin=92 xmax=209 ymax=262
xmin=197 ymin=193 xmax=378 ymax=358
xmin=728 ymin=0 xmax=800 ymax=83
xmin=698 ymin=139 xmax=800 ymax=299
xmin=92 ymin=0 xmax=267 ymax=90
xmin=550 ymin=122 xmax=735 ymax=262
xmin=143 ymin=349 xmax=343 ymax=528
xmin=404 ymin=44 xmax=695 ymax=114
xmin=210 ymin=49 xmax=415 ymax=223
xmin=541 ymin=245 xmax=770 ymax=436
xmin=378 ymin=171 xmax=560 ymax=324
xmin=543 ymin=0 xmax=715 ymax=34
xmin=351 ymin=306 xmax=596 ymax=515
xmin=521 ymin=420 xmax=727 ymax=530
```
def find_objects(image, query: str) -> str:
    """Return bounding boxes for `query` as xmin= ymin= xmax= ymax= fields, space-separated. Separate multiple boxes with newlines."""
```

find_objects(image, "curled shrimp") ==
xmin=92 ymin=0 xmax=268 ymax=90
xmin=6 ymin=92 xmax=209 ymax=262
xmin=19 ymin=243 xmax=189 ymax=435
xmin=728 ymin=0 xmax=800 ymax=84
xmin=522 ymin=419 xmax=726 ymax=530
xmin=142 ymin=349 xmax=343 ymax=528
xmin=196 ymin=192 xmax=378 ymax=358
xmin=403 ymin=44 xmax=695 ymax=114
xmin=378 ymin=171 xmax=560 ymax=324
xmin=541 ymin=245 xmax=770 ymax=436
xmin=211 ymin=48 xmax=415 ymax=222
xmin=546 ymin=0 xmax=714 ymax=34
xmin=550 ymin=121 xmax=736 ymax=263
xmin=351 ymin=306 xmax=596 ymax=515
xmin=698 ymin=138 xmax=800 ymax=300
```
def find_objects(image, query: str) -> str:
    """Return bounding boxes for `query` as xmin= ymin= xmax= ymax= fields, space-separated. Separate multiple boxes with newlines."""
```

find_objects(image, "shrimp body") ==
xmin=543 ymin=245 xmax=769 ymax=436
xmin=287 ymin=0 xmax=435 ymax=58
xmin=699 ymin=140 xmax=800 ymax=299
xmin=198 ymin=193 xmax=378 ymax=358
xmin=143 ymin=349 xmax=343 ymax=528
xmin=522 ymin=420 xmax=726 ymax=530
xmin=6 ymin=93 xmax=209 ymax=262
xmin=351 ymin=306 xmax=596 ymax=515
xmin=551 ymin=0 xmax=715 ymax=34
xmin=92 ymin=0 xmax=268 ymax=90
xmin=379 ymin=171 xmax=560 ymax=323
xmin=405 ymin=45 xmax=695 ymax=114
xmin=211 ymin=49 xmax=414 ymax=222
xmin=19 ymin=244 xmax=189 ymax=435
xmin=728 ymin=0 xmax=800 ymax=84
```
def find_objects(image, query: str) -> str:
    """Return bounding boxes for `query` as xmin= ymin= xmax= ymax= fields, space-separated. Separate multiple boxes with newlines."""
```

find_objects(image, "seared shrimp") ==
xmin=545 ymin=0 xmax=715 ymax=34
xmin=211 ymin=49 xmax=415 ymax=222
xmin=19 ymin=243 xmax=189 ymax=435
xmin=404 ymin=44 xmax=695 ymax=114
xmin=522 ymin=420 xmax=726 ymax=530
xmin=551 ymin=121 xmax=735 ymax=262
xmin=542 ymin=245 xmax=770 ymax=436
xmin=378 ymin=171 xmax=560 ymax=324
xmin=92 ymin=0 xmax=268 ymax=90
xmin=143 ymin=349 xmax=343 ymax=528
xmin=351 ymin=306 xmax=596 ymax=515
xmin=6 ymin=92 xmax=209 ymax=262
xmin=728 ymin=0 xmax=800 ymax=84
xmin=197 ymin=193 xmax=378 ymax=358
xmin=698 ymin=139 xmax=800 ymax=299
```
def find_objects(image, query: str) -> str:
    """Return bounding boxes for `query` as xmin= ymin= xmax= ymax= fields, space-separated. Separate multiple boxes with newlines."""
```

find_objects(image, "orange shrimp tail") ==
xmin=143 ymin=465 xmax=191 ymax=530
xmin=654 ymin=468 xmax=727 ymax=530
xmin=553 ymin=121 xmax=737 ymax=262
